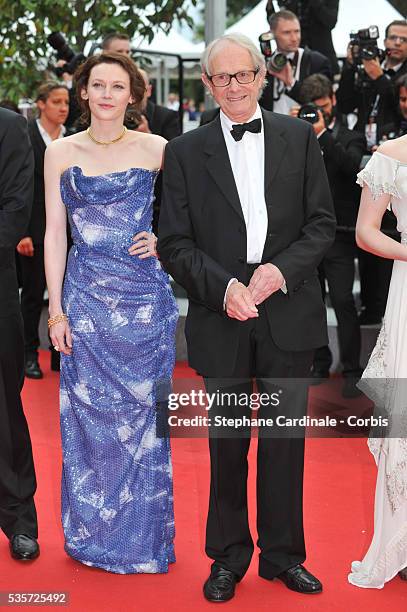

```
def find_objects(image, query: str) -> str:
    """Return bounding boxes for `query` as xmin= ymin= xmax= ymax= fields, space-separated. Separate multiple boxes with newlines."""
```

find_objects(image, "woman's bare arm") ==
xmin=44 ymin=141 xmax=72 ymax=354
xmin=356 ymin=186 xmax=407 ymax=262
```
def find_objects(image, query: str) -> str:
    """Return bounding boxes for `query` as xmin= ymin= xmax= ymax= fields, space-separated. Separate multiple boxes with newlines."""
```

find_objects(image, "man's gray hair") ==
xmin=201 ymin=33 xmax=265 ymax=76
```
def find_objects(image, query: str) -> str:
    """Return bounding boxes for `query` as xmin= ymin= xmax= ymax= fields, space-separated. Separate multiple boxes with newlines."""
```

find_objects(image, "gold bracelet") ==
xmin=48 ymin=313 xmax=68 ymax=328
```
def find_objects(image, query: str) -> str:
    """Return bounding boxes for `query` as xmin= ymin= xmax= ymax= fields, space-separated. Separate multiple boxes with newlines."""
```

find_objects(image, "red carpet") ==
xmin=0 ymin=351 xmax=406 ymax=611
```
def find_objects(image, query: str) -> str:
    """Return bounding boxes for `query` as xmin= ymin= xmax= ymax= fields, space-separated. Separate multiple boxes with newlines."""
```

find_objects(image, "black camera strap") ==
xmin=365 ymin=94 xmax=380 ymax=149
xmin=330 ymin=119 xmax=341 ymax=141
xmin=272 ymin=51 xmax=299 ymax=102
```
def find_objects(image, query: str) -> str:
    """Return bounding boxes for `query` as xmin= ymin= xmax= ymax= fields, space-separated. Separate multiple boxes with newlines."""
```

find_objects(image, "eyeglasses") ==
xmin=207 ymin=68 xmax=260 ymax=87
xmin=387 ymin=35 xmax=407 ymax=44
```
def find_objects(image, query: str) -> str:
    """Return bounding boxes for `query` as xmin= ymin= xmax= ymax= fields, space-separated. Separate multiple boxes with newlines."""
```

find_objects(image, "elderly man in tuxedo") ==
xmin=0 ymin=107 xmax=39 ymax=561
xmin=158 ymin=33 xmax=335 ymax=603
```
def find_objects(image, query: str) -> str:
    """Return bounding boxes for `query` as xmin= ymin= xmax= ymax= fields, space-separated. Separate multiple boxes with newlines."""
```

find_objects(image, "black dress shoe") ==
xmin=9 ymin=535 xmax=40 ymax=561
xmin=276 ymin=564 xmax=322 ymax=594
xmin=25 ymin=359 xmax=43 ymax=380
xmin=203 ymin=567 xmax=238 ymax=602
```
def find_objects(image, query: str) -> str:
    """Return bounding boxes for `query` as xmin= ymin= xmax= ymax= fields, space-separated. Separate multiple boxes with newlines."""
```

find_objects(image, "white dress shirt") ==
xmin=36 ymin=119 xmax=66 ymax=146
xmin=220 ymin=105 xmax=267 ymax=264
xmin=220 ymin=105 xmax=286 ymax=306
xmin=273 ymin=48 xmax=304 ymax=116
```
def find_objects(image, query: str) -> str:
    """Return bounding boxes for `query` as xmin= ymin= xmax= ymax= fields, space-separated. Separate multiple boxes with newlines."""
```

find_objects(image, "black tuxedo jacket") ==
xmin=145 ymin=100 xmax=181 ymax=141
xmin=318 ymin=120 xmax=366 ymax=231
xmin=261 ymin=47 xmax=332 ymax=112
xmin=158 ymin=110 xmax=336 ymax=375
xmin=27 ymin=119 xmax=46 ymax=244
xmin=0 ymin=108 xmax=33 ymax=316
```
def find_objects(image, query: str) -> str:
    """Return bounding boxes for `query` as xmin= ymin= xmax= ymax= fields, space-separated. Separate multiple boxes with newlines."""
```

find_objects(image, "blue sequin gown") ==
xmin=59 ymin=165 xmax=178 ymax=574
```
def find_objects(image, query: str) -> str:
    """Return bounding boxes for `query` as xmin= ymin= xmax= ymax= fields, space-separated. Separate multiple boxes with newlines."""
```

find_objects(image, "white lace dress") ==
xmin=348 ymin=151 xmax=407 ymax=589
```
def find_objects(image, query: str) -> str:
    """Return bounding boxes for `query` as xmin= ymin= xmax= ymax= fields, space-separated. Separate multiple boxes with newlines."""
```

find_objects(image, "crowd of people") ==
xmin=0 ymin=1 xmax=407 ymax=604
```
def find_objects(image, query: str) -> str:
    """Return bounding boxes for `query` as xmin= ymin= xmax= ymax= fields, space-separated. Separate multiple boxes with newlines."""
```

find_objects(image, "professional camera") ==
xmin=259 ymin=31 xmax=288 ymax=72
xmin=349 ymin=26 xmax=384 ymax=65
xmin=48 ymin=32 xmax=86 ymax=77
xmin=297 ymin=103 xmax=322 ymax=124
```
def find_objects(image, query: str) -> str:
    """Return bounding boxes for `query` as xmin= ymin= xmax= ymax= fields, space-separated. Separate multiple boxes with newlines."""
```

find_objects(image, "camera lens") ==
xmin=268 ymin=52 xmax=288 ymax=72
xmin=298 ymin=104 xmax=319 ymax=124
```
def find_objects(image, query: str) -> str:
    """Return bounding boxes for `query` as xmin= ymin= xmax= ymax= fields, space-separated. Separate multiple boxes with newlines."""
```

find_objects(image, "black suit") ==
xmin=158 ymin=110 xmax=335 ymax=578
xmin=0 ymin=108 xmax=38 ymax=539
xmin=313 ymin=120 xmax=366 ymax=376
xmin=19 ymin=120 xmax=47 ymax=360
xmin=145 ymin=100 xmax=181 ymax=141
xmin=261 ymin=47 xmax=332 ymax=112
xmin=144 ymin=100 xmax=181 ymax=233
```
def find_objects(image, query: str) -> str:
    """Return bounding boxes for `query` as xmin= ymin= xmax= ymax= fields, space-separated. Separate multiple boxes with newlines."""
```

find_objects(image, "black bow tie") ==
xmin=230 ymin=118 xmax=262 ymax=141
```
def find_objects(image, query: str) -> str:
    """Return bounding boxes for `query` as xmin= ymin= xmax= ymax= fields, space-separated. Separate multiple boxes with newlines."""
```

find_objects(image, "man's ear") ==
xmin=201 ymin=72 xmax=213 ymax=96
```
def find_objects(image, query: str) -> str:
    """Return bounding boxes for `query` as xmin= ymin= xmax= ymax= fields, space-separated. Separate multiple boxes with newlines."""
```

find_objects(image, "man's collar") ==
xmin=276 ymin=47 xmax=302 ymax=59
xmin=220 ymin=104 xmax=262 ymax=130
xmin=382 ymin=59 xmax=403 ymax=72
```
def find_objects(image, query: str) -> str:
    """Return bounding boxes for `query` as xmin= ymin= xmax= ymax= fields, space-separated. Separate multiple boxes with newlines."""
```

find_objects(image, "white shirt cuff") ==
xmin=280 ymin=281 xmax=287 ymax=294
xmin=317 ymin=128 xmax=327 ymax=139
xmin=223 ymin=278 xmax=238 ymax=310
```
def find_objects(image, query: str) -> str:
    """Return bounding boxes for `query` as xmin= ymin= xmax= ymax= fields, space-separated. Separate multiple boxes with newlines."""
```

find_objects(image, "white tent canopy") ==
xmin=133 ymin=28 xmax=200 ymax=58
xmin=333 ymin=0 xmax=403 ymax=56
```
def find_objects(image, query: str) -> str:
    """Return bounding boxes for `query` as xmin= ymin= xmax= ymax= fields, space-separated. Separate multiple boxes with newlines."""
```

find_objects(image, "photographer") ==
xmin=48 ymin=33 xmax=86 ymax=131
xmin=336 ymin=20 xmax=407 ymax=150
xmin=380 ymin=73 xmax=407 ymax=141
xmin=266 ymin=0 xmax=339 ymax=74
xmin=291 ymin=74 xmax=366 ymax=397
xmin=260 ymin=9 xmax=332 ymax=115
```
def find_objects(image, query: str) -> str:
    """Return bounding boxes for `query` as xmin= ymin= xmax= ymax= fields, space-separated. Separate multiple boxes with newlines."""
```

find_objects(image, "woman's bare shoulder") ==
xmin=127 ymin=131 xmax=167 ymax=167
xmin=129 ymin=130 xmax=166 ymax=150
xmin=377 ymin=135 xmax=407 ymax=163
xmin=45 ymin=132 xmax=87 ymax=171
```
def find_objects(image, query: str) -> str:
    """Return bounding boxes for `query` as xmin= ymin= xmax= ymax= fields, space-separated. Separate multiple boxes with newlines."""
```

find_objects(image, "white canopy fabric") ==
xmin=133 ymin=27 xmax=201 ymax=57
xmin=333 ymin=0 xmax=403 ymax=56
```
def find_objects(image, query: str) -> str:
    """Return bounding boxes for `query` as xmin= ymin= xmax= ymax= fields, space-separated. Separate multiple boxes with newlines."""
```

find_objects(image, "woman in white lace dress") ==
xmin=348 ymin=139 xmax=407 ymax=589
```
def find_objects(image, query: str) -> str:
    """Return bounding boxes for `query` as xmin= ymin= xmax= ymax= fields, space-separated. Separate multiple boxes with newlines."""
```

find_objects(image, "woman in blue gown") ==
xmin=44 ymin=53 xmax=178 ymax=574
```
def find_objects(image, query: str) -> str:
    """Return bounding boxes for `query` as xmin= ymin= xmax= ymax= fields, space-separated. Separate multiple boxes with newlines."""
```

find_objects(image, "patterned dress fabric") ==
xmin=59 ymin=165 xmax=178 ymax=574
xmin=348 ymin=152 xmax=407 ymax=588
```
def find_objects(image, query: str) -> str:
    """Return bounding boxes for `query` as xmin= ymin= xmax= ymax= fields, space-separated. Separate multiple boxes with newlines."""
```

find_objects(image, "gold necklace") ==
xmin=86 ymin=126 xmax=127 ymax=145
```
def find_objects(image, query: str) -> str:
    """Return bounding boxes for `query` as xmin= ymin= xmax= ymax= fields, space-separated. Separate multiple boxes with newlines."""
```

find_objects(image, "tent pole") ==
xmin=204 ymin=0 xmax=226 ymax=110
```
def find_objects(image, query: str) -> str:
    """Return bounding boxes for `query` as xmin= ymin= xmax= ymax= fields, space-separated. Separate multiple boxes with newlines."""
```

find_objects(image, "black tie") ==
xmin=230 ymin=118 xmax=262 ymax=141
